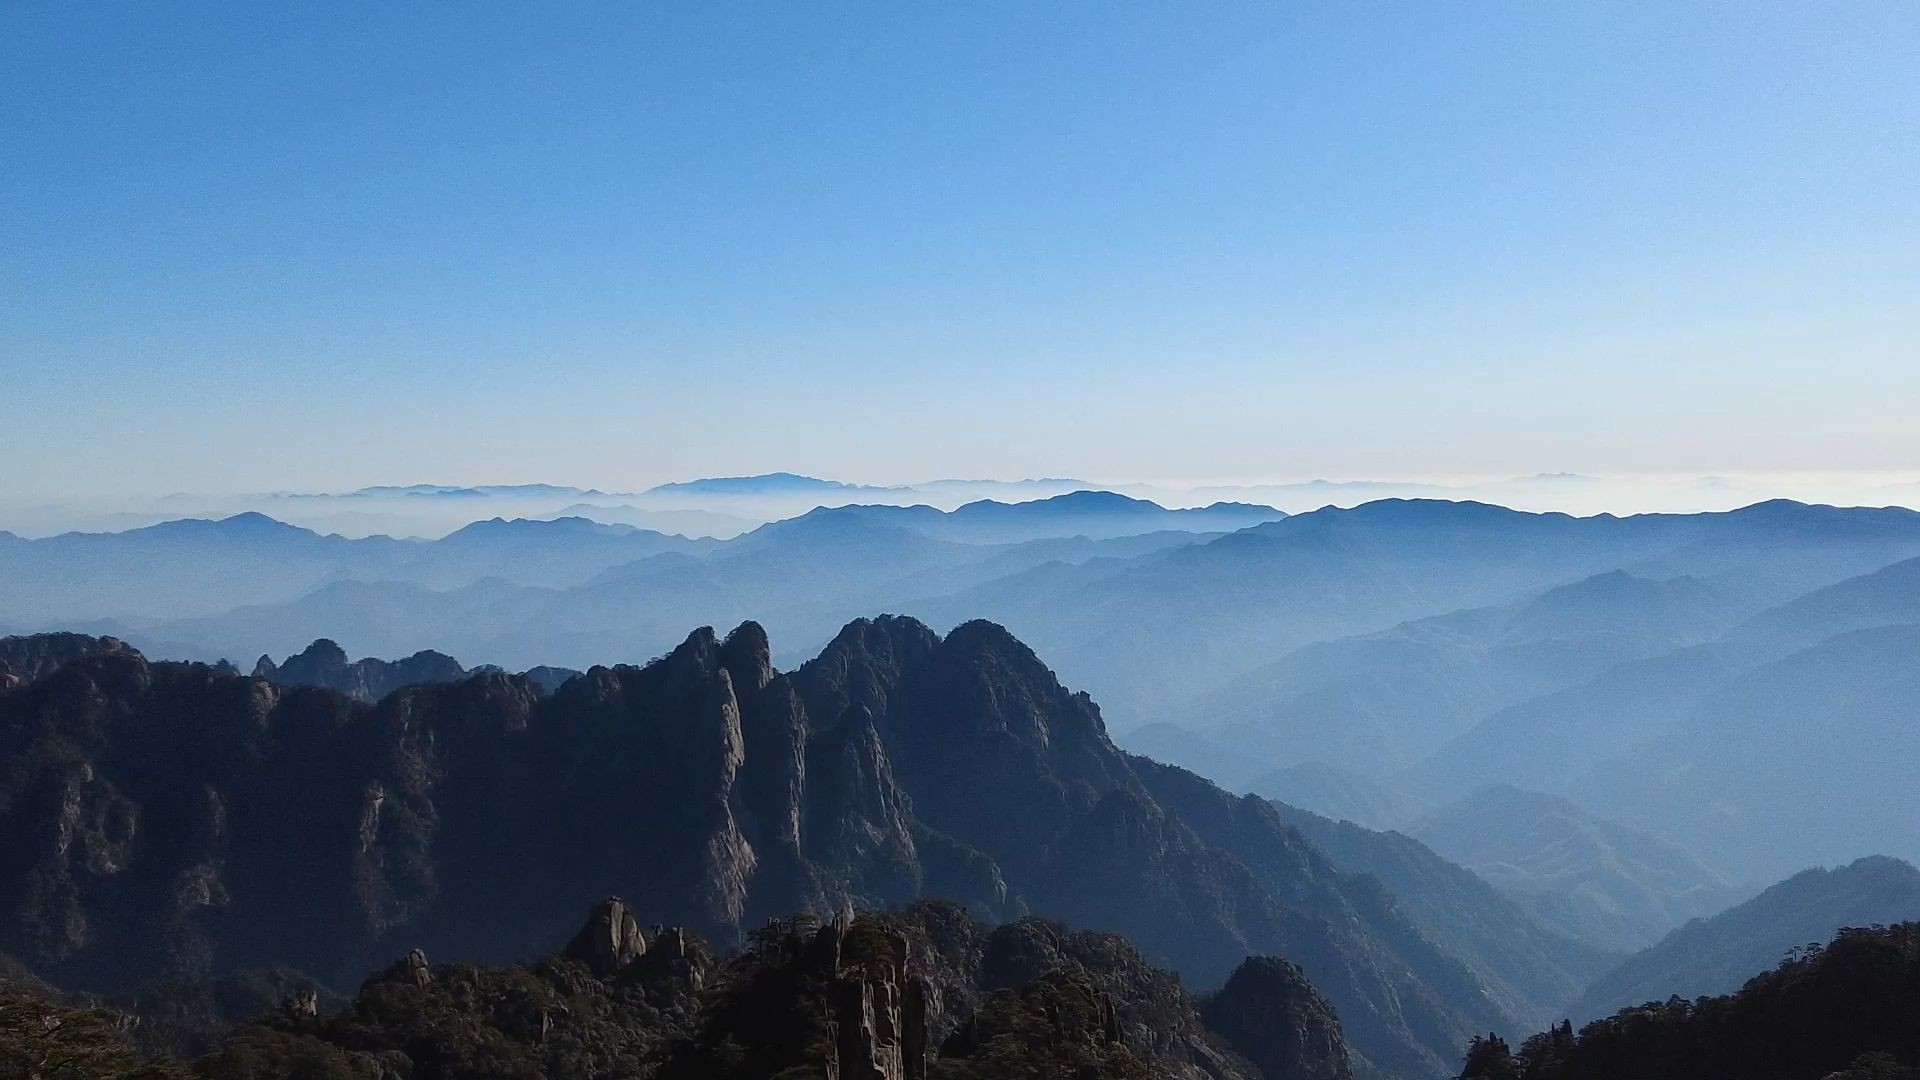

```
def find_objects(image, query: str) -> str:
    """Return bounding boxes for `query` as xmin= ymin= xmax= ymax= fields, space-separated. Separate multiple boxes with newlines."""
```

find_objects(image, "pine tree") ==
xmin=1460 ymin=1032 xmax=1520 ymax=1080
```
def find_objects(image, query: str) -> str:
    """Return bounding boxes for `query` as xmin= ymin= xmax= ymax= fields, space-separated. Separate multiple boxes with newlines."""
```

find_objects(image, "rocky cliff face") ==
xmin=564 ymin=897 xmax=648 ymax=976
xmin=0 ymin=620 xmax=1510 ymax=1076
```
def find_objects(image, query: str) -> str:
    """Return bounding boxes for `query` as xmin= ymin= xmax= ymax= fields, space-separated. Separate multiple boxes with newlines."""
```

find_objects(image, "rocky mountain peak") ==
xmin=565 ymin=896 xmax=649 ymax=976
xmin=1203 ymin=955 xmax=1355 ymax=1080
xmin=720 ymin=619 xmax=774 ymax=694
xmin=301 ymin=637 xmax=351 ymax=668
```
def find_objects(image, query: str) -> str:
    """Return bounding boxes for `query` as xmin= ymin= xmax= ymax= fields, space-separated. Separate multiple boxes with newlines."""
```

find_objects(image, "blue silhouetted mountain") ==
xmin=1259 ymin=795 xmax=1624 ymax=1031
xmin=644 ymin=472 xmax=887 ymax=496
xmin=1724 ymin=552 xmax=1920 ymax=654
xmin=1410 ymin=785 xmax=1747 ymax=952
xmin=546 ymin=501 xmax=758 ymax=538
xmin=1419 ymin=564 xmax=1920 ymax=881
xmin=0 ymin=513 xmax=711 ymax=624
xmin=1248 ymin=762 xmax=1434 ymax=832
xmin=1188 ymin=570 xmax=1757 ymax=779
xmin=835 ymin=490 xmax=1286 ymax=544
xmin=748 ymin=490 xmax=1284 ymax=545
xmin=959 ymin=500 xmax=1920 ymax=729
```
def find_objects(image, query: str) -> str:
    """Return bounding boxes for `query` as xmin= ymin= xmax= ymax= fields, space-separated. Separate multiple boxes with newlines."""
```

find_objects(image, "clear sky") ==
xmin=3 ymin=2 xmax=1916 ymax=501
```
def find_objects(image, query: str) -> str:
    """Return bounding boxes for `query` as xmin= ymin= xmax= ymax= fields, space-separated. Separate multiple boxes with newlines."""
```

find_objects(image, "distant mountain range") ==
xmin=23 ymin=469 xmax=1919 ymax=541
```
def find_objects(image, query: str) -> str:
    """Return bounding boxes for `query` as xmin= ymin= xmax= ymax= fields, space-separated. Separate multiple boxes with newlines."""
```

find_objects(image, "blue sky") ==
xmin=3 ymin=2 xmax=1916 ymax=499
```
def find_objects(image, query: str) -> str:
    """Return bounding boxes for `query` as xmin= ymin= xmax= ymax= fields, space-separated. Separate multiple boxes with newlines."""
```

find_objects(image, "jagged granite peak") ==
xmin=1203 ymin=956 xmax=1356 ymax=1080
xmin=799 ymin=615 xmax=944 ymax=721
xmin=565 ymin=897 xmax=648 ymax=976
xmin=719 ymin=619 xmax=774 ymax=695
xmin=0 ymin=617 xmax=1522 ymax=1077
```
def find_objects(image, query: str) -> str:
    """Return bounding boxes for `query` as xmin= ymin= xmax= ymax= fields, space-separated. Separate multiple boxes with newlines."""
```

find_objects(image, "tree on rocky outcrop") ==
xmin=1467 ymin=923 xmax=1920 ymax=1080
xmin=1459 ymin=1033 xmax=1518 ymax=1080
xmin=0 ymin=990 xmax=189 ymax=1080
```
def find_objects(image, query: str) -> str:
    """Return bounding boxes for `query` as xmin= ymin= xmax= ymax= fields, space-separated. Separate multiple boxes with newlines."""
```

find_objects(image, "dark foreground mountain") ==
xmin=1569 ymin=855 xmax=1920 ymax=1022
xmin=0 ymin=622 xmax=1528 ymax=1077
xmin=1460 ymin=921 xmax=1920 ymax=1080
xmin=1 ymin=900 xmax=1354 ymax=1080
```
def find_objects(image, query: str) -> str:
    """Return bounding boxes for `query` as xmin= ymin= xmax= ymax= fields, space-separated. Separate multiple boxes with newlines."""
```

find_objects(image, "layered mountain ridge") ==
xmin=1411 ymin=784 xmax=1748 ymax=952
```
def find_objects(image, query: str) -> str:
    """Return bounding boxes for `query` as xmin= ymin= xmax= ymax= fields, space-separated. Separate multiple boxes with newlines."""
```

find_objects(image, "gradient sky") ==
xmin=3 ymin=2 xmax=1917 ymax=501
